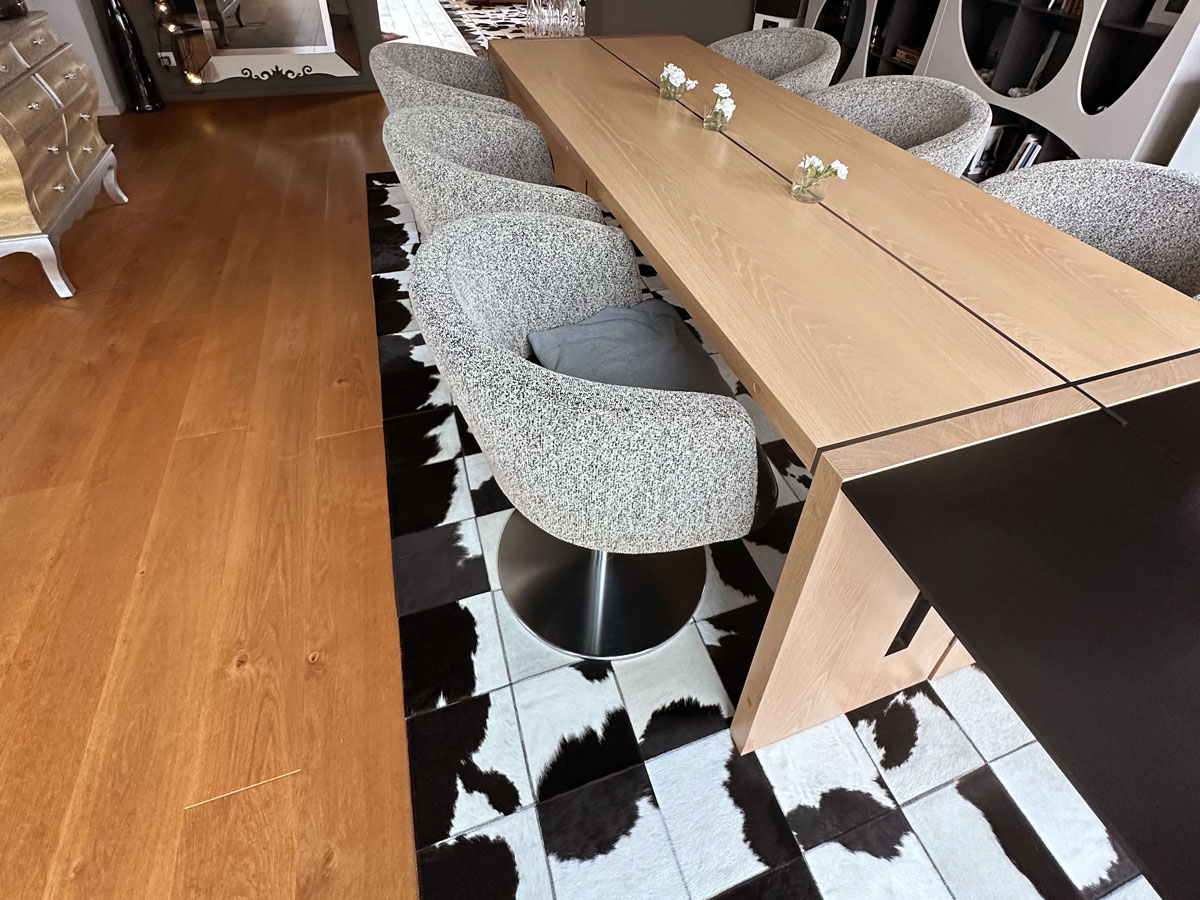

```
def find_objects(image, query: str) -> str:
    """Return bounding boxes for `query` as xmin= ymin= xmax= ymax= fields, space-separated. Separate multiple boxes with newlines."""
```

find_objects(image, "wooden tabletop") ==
xmin=491 ymin=37 xmax=1063 ymax=464
xmin=594 ymin=35 xmax=1200 ymax=384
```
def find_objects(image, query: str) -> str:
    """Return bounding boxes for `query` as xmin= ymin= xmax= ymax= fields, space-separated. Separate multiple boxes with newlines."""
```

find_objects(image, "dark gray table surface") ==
xmin=843 ymin=382 xmax=1200 ymax=900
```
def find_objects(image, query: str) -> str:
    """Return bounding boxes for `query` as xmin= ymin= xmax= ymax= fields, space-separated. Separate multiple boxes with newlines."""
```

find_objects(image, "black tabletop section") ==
xmin=842 ymin=383 xmax=1200 ymax=900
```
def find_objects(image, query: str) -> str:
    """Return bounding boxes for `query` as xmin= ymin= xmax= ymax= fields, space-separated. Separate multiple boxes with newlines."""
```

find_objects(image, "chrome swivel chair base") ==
xmin=497 ymin=509 xmax=706 ymax=660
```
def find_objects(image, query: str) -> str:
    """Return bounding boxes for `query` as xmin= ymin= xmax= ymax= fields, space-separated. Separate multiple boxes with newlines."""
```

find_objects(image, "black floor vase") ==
xmin=101 ymin=0 xmax=165 ymax=112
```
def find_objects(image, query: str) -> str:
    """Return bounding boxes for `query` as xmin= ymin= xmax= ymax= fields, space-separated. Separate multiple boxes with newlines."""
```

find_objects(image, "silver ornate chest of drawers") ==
xmin=0 ymin=11 xmax=127 ymax=297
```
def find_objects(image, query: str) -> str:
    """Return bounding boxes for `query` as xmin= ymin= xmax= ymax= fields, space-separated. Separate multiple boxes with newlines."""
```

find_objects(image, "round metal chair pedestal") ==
xmin=497 ymin=510 xmax=707 ymax=660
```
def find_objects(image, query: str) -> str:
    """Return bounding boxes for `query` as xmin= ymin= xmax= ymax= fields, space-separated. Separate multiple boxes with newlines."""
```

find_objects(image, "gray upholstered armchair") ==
xmin=369 ymin=41 xmax=524 ymax=117
xmin=382 ymin=107 xmax=603 ymax=237
xmin=982 ymin=159 xmax=1200 ymax=300
xmin=709 ymin=27 xmax=840 ymax=97
xmin=809 ymin=75 xmax=992 ymax=175
xmin=410 ymin=213 xmax=761 ymax=657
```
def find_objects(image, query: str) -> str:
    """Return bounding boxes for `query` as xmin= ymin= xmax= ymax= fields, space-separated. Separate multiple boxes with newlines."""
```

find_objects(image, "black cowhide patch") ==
xmin=386 ymin=457 xmax=462 ymax=537
xmin=384 ymin=407 xmax=458 ymax=473
xmin=375 ymin=300 xmax=414 ymax=336
xmin=536 ymin=707 xmax=641 ymax=801
xmin=713 ymin=857 xmax=821 ymax=900
xmin=835 ymin=808 xmax=913 ymax=860
xmin=369 ymin=223 xmax=413 ymax=274
xmin=702 ymin=600 xmax=771 ymax=705
xmin=956 ymin=768 xmax=1080 ymax=900
xmin=381 ymin=367 xmax=445 ymax=420
xmin=392 ymin=521 xmax=489 ymax=616
xmin=710 ymin=539 xmax=774 ymax=605
xmin=372 ymin=273 xmax=409 ymax=304
xmin=723 ymin=745 xmax=801 ymax=868
xmin=408 ymin=693 xmax=521 ymax=847
xmin=746 ymin=500 xmax=803 ymax=557
xmin=469 ymin=473 xmax=512 ymax=516
xmin=640 ymin=697 xmax=729 ymax=758
xmin=418 ymin=834 xmax=520 ymax=900
xmin=378 ymin=334 xmax=429 ymax=376
xmin=573 ymin=659 xmax=611 ymax=682
xmin=399 ymin=600 xmax=480 ymax=716
xmin=849 ymin=682 xmax=948 ymax=771
xmin=539 ymin=763 xmax=653 ymax=861
xmin=455 ymin=409 xmax=481 ymax=455
xmin=786 ymin=783 xmax=894 ymax=850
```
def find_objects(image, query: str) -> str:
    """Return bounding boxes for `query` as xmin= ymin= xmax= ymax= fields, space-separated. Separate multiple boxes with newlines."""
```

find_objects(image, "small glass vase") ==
xmin=791 ymin=179 xmax=826 ymax=203
xmin=659 ymin=76 xmax=682 ymax=100
xmin=703 ymin=107 xmax=728 ymax=132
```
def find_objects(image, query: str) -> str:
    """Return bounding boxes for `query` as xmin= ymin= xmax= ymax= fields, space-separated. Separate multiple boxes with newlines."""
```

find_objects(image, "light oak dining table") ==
xmin=488 ymin=32 xmax=1200 ymax=760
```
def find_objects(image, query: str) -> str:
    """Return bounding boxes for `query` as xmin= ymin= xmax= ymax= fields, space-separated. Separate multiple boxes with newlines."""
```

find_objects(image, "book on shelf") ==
xmin=893 ymin=44 xmax=922 ymax=65
xmin=966 ymin=126 xmax=1044 ymax=179
xmin=1005 ymin=133 xmax=1044 ymax=172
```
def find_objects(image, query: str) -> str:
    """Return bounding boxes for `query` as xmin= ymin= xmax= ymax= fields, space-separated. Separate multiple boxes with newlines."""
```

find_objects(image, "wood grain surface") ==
xmin=596 ymin=34 xmax=1200 ymax=382
xmin=0 ymin=93 xmax=416 ymax=900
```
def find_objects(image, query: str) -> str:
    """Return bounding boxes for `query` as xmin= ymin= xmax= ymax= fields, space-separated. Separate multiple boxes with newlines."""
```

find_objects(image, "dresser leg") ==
xmin=103 ymin=164 xmax=129 ymax=205
xmin=30 ymin=237 xmax=76 ymax=298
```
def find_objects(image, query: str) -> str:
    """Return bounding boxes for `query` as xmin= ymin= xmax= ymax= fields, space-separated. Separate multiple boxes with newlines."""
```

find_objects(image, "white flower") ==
xmin=685 ymin=79 xmax=698 ymax=91
xmin=831 ymin=159 xmax=848 ymax=180
xmin=802 ymin=154 xmax=823 ymax=170
xmin=668 ymin=69 xmax=686 ymax=87
xmin=662 ymin=63 xmax=680 ymax=79
xmin=713 ymin=82 xmax=731 ymax=98
xmin=715 ymin=97 xmax=735 ymax=118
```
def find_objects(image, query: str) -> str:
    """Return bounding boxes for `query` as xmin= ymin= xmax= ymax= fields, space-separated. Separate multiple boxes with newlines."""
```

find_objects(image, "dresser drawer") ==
xmin=17 ymin=114 xmax=69 ymax=176
xmin=0 ymin=42 xmax=25 ymax=91
xmin=36 ymin=46 xmax=89 ymax=105
xmin=29 ymin=153 xmax=77 ymax=224
xmin=62 ymin=85 xmax=105 ymax=176
xmin=0 ymin=76 xmax=59 ymax=140
xmin=67 ymin=120 xmax=105 ymax=179
xmin=11 ymin=21 xmax=59 ymax=68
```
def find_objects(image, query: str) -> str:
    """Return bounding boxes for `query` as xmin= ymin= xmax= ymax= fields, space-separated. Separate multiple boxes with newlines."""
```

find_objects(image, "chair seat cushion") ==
xmin=528 ymin=299 xmax=730 ymax=396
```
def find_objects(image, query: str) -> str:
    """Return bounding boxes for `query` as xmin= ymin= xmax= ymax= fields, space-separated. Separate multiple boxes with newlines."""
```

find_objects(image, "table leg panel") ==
xmin=732 ymin=455 xmax=955 ymax=753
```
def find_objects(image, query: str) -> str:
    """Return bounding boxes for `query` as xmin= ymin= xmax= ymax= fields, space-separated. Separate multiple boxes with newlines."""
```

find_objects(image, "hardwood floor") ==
xmin=0 ymin=92 xmax=416 ymax=900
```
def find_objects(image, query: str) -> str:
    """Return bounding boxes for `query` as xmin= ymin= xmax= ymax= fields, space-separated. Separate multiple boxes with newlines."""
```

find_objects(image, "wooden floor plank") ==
xmin=171 ymin=774 xmax=299 ymax=900
xmin=176 ymin=210 xmax=281 ymax=438
xmin=185 ymin=217 xmax=326 ymax=805
xmin=0 ymin=315 xmax=205 ymax=899
xmin=0 ymin=483 xmax=84 ymax=679
xmin=41 ymin=429 xmax=248 ymax=900
xmin=0 ymin=92 xmax=416 ymax=900
xmin=300 ymin=427 xmax=415 ymax=899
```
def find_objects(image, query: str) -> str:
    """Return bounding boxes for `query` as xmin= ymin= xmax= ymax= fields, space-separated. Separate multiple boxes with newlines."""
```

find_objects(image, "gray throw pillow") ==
xmin=528 ymin=299 xmax=731 ymax=397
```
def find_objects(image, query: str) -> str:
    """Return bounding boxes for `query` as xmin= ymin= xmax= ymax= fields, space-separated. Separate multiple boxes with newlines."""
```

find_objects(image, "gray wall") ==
xmin=585 ymin=0 xmax=754 ymax=45
xmin=40 ymin=0 xmax=126 ymax=112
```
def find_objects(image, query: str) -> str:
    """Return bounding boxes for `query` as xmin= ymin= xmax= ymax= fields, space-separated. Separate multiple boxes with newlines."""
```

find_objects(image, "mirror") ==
xmin=175 ymin=0 xmax=361 ymax=82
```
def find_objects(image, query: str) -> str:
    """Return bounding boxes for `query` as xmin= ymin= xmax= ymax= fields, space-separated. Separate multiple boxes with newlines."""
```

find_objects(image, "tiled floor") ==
xmin=365 ymin=172 xmax=1159 ymax=900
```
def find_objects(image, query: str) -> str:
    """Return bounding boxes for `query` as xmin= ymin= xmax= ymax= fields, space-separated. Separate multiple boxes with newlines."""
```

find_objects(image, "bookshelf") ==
xmin=797 ymin=0 xmax=1200 ymax=168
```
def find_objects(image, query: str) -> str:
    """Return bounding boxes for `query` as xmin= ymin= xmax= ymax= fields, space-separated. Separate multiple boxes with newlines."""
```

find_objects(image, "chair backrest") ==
xmin=411 ymin=213 xmax=641 ymax=361
xmin=383 ymin=107 xmax=554 ymax=186
xmin=709 ymin=27 xmax=840 ymax=81
xmin=811 ymin=75 xmax=977 ymax=150
xmin=810 ymin=75 xmax=991 ymax=173
xmin=368 ymin=41 xmax=519 ymax=116
xmin=982 ymin=159 xmax=1200 ymax=298
xmin=369 ymin=41 xmax=504 ymax=95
